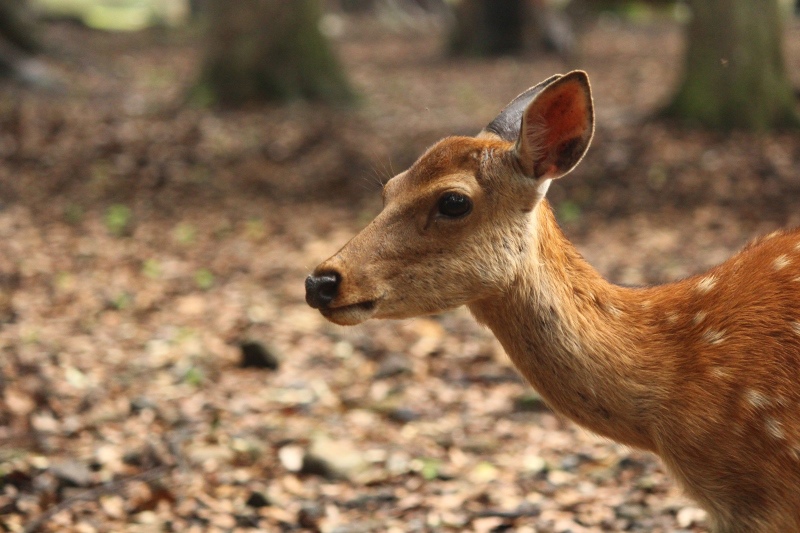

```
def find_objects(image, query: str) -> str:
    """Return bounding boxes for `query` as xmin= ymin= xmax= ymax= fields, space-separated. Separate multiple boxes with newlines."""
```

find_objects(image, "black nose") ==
xmin=305 ymin=272 xmax=340 ymax=309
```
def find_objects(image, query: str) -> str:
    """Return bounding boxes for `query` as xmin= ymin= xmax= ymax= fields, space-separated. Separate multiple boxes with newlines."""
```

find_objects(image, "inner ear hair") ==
xmin=516 ymin=71 xmax=594 ymax=181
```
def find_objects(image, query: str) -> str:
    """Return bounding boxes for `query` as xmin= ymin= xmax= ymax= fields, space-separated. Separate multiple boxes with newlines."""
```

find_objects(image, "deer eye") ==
xmin=437 ymin=192 xmax=472 ymax=218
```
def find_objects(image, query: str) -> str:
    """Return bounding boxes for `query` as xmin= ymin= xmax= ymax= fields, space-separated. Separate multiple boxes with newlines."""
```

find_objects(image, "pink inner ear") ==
xmin=519 ymin=78 xmax=591 ymax=179
xmin=537 ymin=82 xmax=590 ymax=150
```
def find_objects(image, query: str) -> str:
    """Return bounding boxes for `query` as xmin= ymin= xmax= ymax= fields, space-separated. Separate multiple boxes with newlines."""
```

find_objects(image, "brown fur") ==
xmin=310 ymin=72 xmax=800 ymax=532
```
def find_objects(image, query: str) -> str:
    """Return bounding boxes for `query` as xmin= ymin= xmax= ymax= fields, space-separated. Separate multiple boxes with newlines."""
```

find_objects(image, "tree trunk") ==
xmin=449 ymin=0 xmax=527 ymax=56
xmin=197 ymin=0 xmax=353 ymax=106
xmin=0 ymin=0 xmax=39 ymax=54
xmin=664 ymin=0 xmax=799 ymax=130
xmin=0 ymin=0 xmax=55 ymax=88
xmin=448 ymin=0 xmax=574 ymax=59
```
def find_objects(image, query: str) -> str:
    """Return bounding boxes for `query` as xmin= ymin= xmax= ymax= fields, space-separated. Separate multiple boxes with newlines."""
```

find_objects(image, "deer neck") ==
xmin=468 ymin=200 xmax=665 ymax=450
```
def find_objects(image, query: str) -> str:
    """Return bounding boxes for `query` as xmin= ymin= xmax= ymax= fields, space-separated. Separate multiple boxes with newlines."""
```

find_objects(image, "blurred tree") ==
xmin=0 ymin=0 xmax=39 ymax=54
xmin=665 ymin=0 xmax=799 ymax=129
xmin=448 ymin=0 xmax=574 ymax=59
xmin=196 ymin=0 xmax=353 ymax=106
xmin=0 ymin=0 xmax=57 ymax=88
xmin=449 ymin=0 xmax=524 ymax=56
xmin=337 ymin=0 xmax=376 ymax=12
xmin=188 ymin=0 xmax=208 ymax=18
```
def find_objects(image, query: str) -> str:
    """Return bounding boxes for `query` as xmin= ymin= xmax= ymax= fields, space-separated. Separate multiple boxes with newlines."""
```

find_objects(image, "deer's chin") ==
xmin=320 ymin=300 xmax=378 ymax=326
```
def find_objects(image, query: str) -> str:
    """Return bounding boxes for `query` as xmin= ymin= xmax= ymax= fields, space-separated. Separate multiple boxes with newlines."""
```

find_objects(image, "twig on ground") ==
xmin=473 ymin=508 xmax=541 ymax=520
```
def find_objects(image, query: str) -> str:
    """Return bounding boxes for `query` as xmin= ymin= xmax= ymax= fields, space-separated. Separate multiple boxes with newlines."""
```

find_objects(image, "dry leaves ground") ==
xmin=1 ymin=12 xmax=800 ymax=533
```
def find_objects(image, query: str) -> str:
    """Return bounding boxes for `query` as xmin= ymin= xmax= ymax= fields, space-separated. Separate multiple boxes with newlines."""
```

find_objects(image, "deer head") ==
xmin=306 ymin=71 xmax=594 ymax=326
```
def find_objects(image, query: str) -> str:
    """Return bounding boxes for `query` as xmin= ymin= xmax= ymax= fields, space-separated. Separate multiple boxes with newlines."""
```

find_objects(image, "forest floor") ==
xmin=1 ymin=11 xmax=800 ymax=533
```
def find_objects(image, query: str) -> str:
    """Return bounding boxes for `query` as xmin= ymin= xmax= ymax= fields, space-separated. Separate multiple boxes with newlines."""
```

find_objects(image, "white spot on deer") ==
xmin=641 ymin=300 xmax=652 ymax=309
xmin=710 ymin=367 xmax=729 ymax=379
xmin=693 ymin=311 xmax=707 ymax=325
xmin=695 ymin=275 xmax=717 ymax=294
xmin=665 ymin=312 xmax=680 ymax=324
xmin=765 ymin=230 xmax=781 ymax=240
xmin=792 ymin=322 xmax=800 ymax=336
xmin=702 ymin=329 xmax=726 ymax=345
xmin=791 ymin=445 xmax=800 ymax=461
xmin=745 ymin=389 xmax=770 ymax=410
xmin=773 ymin=254 xmax=791 ymax=271
xmin=605 ymin=304 xmax=622 ymax=317
xmin=765 ymin=417 xmax=785 ymax=440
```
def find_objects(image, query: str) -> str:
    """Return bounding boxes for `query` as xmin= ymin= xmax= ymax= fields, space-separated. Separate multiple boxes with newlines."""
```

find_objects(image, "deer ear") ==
xmin=479 ymin=74 xmax=563 ymax=142
xmin=514 ymin=70 xmax=594 ymax=181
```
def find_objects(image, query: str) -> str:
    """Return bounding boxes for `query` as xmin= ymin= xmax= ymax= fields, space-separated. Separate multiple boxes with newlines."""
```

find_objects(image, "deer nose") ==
xmin=305 ymin=272 xmax=340 ymax=309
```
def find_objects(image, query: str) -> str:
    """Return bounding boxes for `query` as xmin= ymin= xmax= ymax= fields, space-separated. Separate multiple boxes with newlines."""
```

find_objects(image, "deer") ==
xmin=304 ymin=71 xmax=800 ymax=533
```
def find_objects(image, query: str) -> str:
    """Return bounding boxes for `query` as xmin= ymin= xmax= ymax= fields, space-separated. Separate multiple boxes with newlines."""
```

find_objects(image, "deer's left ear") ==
xmin=514 ymin=70 xmax=594 ymax=181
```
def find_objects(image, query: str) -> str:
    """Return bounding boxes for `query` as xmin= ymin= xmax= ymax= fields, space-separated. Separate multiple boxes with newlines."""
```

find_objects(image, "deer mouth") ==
xmin=320 ymin=299 xmax=378 ymax=325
